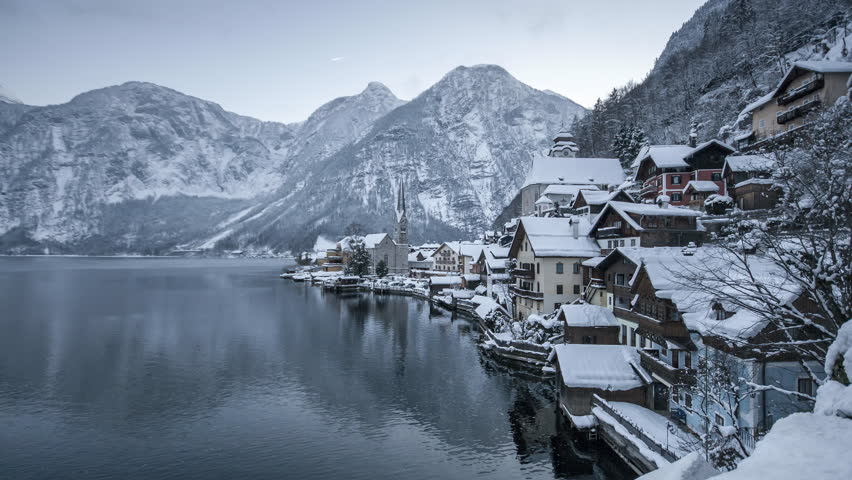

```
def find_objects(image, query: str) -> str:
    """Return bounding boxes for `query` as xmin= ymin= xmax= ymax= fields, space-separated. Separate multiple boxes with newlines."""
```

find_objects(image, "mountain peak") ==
xmin=360 ymin=81 xmax=398 ymax=100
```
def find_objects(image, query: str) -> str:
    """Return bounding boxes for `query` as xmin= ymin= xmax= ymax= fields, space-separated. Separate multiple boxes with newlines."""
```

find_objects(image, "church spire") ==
xmin=394 ymin=180 xmax=408 ymax=245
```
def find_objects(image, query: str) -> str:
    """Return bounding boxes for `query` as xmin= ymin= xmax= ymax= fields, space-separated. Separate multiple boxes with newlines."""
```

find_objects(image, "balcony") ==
xmin=777 ymin=98 xmax=821 ymax=124
xmin=509 ymin=284 xmax=544 ymax=300
xmin=596 ymin=226 xmax=623 ymax=239
xmin=777 ymin=75 xmax=824 ymax=106
xmin=511 ymin=268 xmax=534 ymax=279
xmin=639 ymin=349 xmax=696 ymax=386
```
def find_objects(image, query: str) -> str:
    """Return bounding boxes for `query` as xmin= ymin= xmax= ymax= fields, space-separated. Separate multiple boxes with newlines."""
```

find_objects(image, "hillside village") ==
xmin=285 ymin=59 xmax=852 ymax=478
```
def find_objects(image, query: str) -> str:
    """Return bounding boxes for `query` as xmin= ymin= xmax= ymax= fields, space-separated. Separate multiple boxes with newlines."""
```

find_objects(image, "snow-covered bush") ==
xmin=704 ymin=194 xmax=733 ymax=214
xmin=509 ymin=313 xmax=563 ymax=345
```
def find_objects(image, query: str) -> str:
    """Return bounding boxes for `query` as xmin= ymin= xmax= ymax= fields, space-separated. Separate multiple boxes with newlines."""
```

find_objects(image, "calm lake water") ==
xmin=0 ymin=257 xmax=634 ymax=480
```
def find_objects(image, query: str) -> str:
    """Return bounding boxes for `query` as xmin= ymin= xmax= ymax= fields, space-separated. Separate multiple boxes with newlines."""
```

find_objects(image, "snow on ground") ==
xmin=593 ymin=406 xmax=671 ymax=468
xmin=608 ymin=402 xmax=695 ymax=456
xmin=713 ymin=412 xmax=852 ymax=480
xmin=636 ymin=452 xmax=717 ymax=480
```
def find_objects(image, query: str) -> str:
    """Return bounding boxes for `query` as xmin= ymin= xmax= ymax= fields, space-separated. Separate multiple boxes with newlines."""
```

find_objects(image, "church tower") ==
xmin=394 ymin=181 xmax=408 ymax=245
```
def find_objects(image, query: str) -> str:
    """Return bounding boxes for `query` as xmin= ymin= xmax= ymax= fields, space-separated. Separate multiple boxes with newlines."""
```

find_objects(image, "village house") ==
xmin=431 ymin=242 xmax=460 ymax=272
xmin=519 ymin=130 xmax=624 ymax=216
xmin=536 ymin=184 xmax=601 ymax=216
xmin=557 ymin=304 xmax=621 ymax=345
xmin=571 ymin=189 xmax=634 ymax=217
xmin=722 ymin=154 xmax=779 ymax=211
xmin=508 ymin=216 xmax=600 ymax=320
xmin=552 ymin=344 xmax=651 ymax=417
xmin=475 ymin=245 xmax=510 ymax=297
xmin=600 ymin=247 xmax=824 ymax=437
xmin=632 ymin=140 xmax=735 ymax=206
xmin=737 ymin=60 xmax=852 ymax=150
xmin=587 ymin=200 xmax=704 ymax=255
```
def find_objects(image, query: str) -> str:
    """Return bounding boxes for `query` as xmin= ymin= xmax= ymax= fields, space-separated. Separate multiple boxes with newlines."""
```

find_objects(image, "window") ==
xmin=573 ymin=263 xmax=580 ymax=274
xmin=672 ymin=352 xmax=680 ymax=369
xmin=615 ymin=273 xmax=625 ymax=286
xmin=556 ymin=262 xmax=564 ymax=274
xmin=607 ymin=240 xmax=613 ymax=248
xmin=582 ymin=335 xmax=597 ymax=344
xmin=621 ymin=325 xmax=627 ymax=344
xmin=684 ymin=393 xmax=693 ymax=409
xmin=630 ymin=239 xmax=637 ymax=247
xmin=797 ymin=378 xmax=814 ymax=397
xmin=556 ymin=285 xmax=563 ymax=295
xmin=536 ymin=263 xmax=540 ymax=274
xmin=608 ymin=296 xmax=612 ymax=305
xmin=684 ymin=351 xmax=692 ymax=369
xmin=671 ymin=193 xmax=682 ymax=202
xmin=759 ymin=119 xmax=766 ymax=129
xmin=672 ymin=175 xmax=682 ymax=185
xmin=536 ymin=282 xmax=540 ymax=292
xmin=573 ymin=285 xmax=580 ymax=295
xmin=630 ymin=328 xmax=636 ymax=346
xmin=715 ymin=414 xmax=725 ymax=426
xmin=711 ymin=172 xmax=722 ymax=181
xmin=661 ymin=345 xmax=668 ymax=357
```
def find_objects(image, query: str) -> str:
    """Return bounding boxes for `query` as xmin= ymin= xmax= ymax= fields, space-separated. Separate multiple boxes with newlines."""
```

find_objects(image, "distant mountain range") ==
xmin=0 ymin=65 xmax=585 ymax=254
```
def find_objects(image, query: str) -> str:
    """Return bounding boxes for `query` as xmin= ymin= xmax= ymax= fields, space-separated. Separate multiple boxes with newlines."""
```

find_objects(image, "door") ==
xmin=653 ymin=382 xmax=670 ymax=411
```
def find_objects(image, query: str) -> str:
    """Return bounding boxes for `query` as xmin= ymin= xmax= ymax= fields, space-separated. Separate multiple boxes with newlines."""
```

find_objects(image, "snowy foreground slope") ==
xmin=0 ymin=66 xmax=584 ymax=254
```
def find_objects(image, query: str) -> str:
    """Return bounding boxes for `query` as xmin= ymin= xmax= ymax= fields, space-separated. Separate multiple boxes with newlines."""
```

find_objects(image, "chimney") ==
xmin=570 ymin=215 xmax=580 ymax=239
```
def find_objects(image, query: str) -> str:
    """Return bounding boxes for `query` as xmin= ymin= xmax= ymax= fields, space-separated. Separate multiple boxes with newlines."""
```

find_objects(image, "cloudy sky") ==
xmin=0 ymin=0 xmax=705 ymax=123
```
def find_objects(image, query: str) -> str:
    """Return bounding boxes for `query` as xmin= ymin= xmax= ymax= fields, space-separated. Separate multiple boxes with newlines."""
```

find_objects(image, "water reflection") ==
xmin=0 ymin=258 xmax=633 ymax=480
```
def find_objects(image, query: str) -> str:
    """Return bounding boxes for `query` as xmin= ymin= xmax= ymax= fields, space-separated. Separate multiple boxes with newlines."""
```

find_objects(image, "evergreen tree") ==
xmin=375 ymin=260 xmax=388 ymax=278
xmin=346 ymin=238 xmax=371 ymax=276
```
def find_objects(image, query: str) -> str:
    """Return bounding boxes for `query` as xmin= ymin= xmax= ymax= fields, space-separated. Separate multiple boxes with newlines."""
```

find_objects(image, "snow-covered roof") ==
xmin=514 ymin=216 xmax=600 ymax=258
xmin=558 ymin=304 xmax=620 ymax=328
xmin=553 ymin=344 xmax=648 ymax=391
xmin=523 ymin=154 xmax=624 ymax=188
xmin=631 ymin=141 xmax=733 ymax=171
xmin=628 ymin=247 xmax=803 ymax=342
xmin=581 ymin=256 xmax=606 ymax=268
xmin=458 ymin=243 xmax=485 ymax=259
xmin=590 ymin=201 xmax=702 ymax=233
xmin=430 ymin=276 xmax=462 ymax=286
xmin=733 ymin=178 xmax=776 ymax=189
xmin=535 ymin=195 xmax=555 ymax=205
xmin=683 ymin=180 xmax=719 ymax=193
xmin=462 ymin=273 xmax=480 ymax=282
xmin=740 ymin=90 xmax=776 ymax=115
xmin=723 ymin=154 xmax=775 ymax=173
xmin=631 ymin=145 xmax=694 ymax=169
xmin=431 ymin=241 xmax=460 ymax=257
xmin=574 ymin=189 xmax=631 ymax=206
xmin=543 ymin=184 xmax=600 ymax=197
xmin=363 ymin=233 xmax=389 ymax=249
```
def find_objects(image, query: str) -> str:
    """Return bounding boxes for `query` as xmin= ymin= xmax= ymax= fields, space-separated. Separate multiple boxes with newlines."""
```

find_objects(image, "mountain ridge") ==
xmin=0 ymin=64 xmax=587 ymax=254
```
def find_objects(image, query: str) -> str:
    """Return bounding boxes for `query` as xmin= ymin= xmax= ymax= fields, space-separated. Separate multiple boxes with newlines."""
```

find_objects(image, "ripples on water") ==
xmin=0 ymin=257 xmax=635 ymax=480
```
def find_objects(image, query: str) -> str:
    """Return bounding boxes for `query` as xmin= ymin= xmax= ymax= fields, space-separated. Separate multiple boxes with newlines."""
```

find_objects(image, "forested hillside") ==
xmin=572 ymin=0 xmax=852 ymax=166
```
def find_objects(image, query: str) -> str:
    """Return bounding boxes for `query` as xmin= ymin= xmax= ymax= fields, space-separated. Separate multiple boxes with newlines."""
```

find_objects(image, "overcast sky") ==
xmin=0 ymin=0 xmax=705 ymax=123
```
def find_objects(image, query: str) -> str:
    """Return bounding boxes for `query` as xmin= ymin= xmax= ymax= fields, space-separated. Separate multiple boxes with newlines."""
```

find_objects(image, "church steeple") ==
xmin=394 ymin=181 xmax=408 ymax=245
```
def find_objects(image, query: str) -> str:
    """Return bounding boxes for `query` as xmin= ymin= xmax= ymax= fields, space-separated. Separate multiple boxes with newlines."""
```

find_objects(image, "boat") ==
xmin=292 ymin=274 xmax=308 ymax=282
xmin=324 ymin=276 xmax=362 ymax=292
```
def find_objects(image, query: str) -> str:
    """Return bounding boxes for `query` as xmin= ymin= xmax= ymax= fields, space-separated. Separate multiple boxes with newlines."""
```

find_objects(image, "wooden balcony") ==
xmin=777 ymin=75 xmax=824 ymax=106
xmin=777 ymin=98 xmax=821 ymax=124
xmin=510 ymin=284 xmax=544 ymax=300
xmin=638 ymin=349 xmax=696 ymax=386
xmin=596 ymin=226 xmax=623 ymax=239
xmin=510 ymin=268 xmax=534 ymax=279
xmin=613 ymin=307 xmax=689 ymax=338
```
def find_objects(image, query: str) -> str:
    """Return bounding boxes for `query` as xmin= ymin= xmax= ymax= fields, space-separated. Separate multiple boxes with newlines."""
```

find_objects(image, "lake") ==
xmin=0 ymin=257 xmax=634 ymax=480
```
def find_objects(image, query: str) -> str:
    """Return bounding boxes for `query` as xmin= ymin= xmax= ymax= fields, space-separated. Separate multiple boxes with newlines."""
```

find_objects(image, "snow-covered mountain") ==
xmin=200 ymin=65 xmax=587 ymax=251
xmin=0 ymin=66 xmax=585 ymax=254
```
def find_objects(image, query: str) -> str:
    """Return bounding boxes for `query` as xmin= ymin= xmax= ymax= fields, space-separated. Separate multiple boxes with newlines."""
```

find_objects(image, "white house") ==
xmin=508 ymin=216 xmax=601 ymax=320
